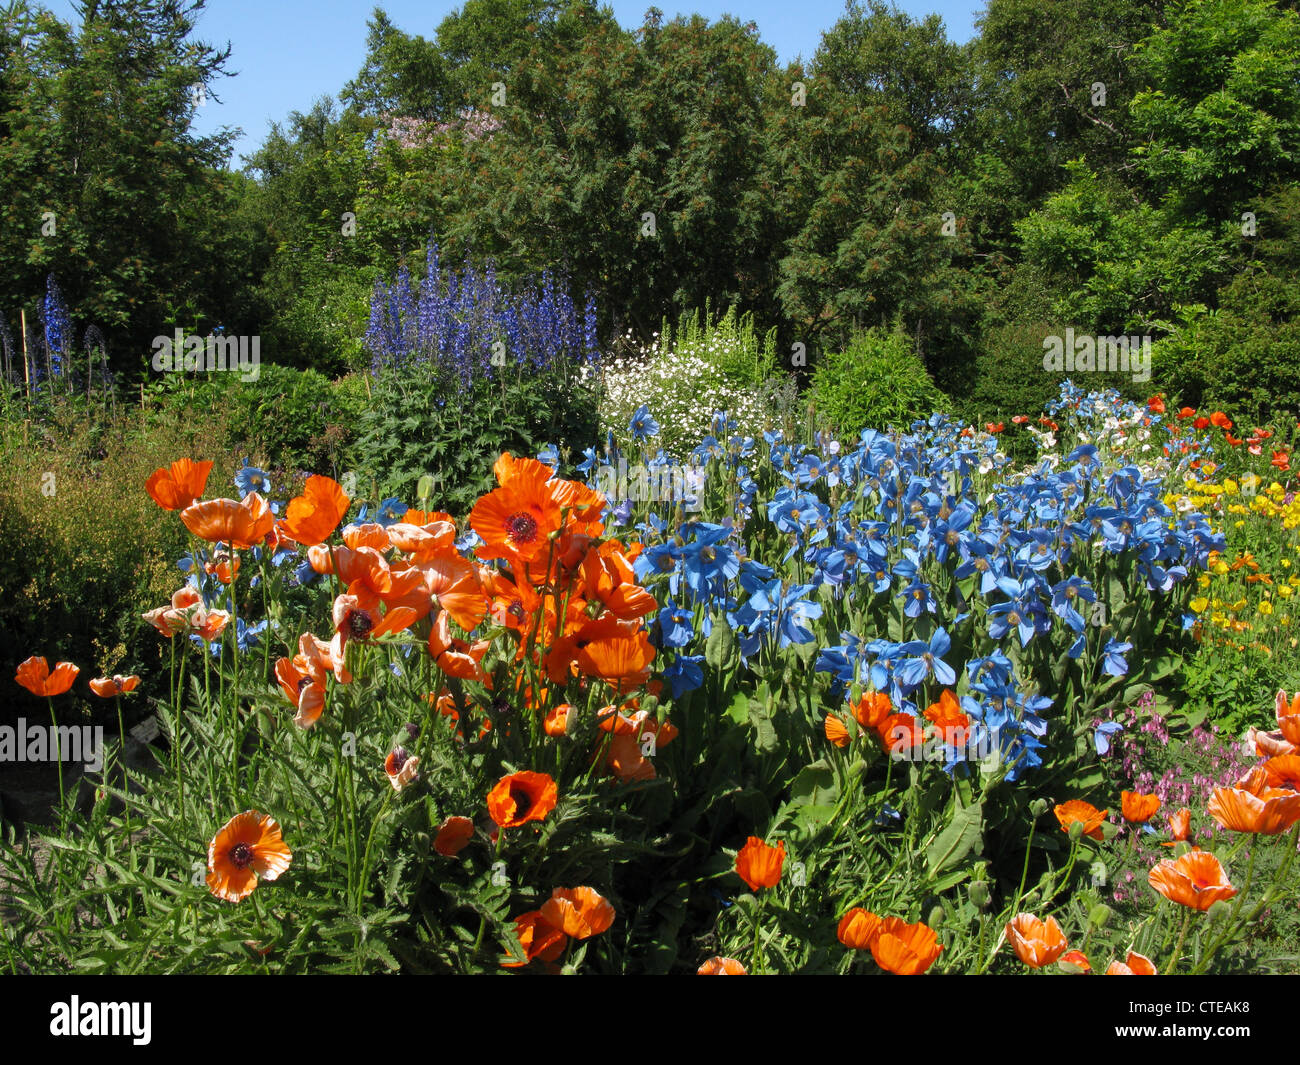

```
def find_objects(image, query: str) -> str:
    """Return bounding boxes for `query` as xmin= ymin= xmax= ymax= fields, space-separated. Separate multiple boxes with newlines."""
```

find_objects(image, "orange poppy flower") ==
xmin=734 ymin=837 xmax=785 ymax=892
xmin=852 ymin=690 xmax=892 ymax=730
xmin=824 ymin=713 xmax=851 ymax=748
xmin=546 ymin=614 xmax=655 ymax=687
xmin=1262 ymin=754 xmax=1300 ymax=791
xmin=190 ymin=608 xmax=230 ymax=643
xmin=1105 ymin=951 xmax=1158 ymax=975
xmin=880 ymin=712 xmax=925 ymax=756
xmin=501 ymin=910 xmax=567 ymax=968
xmin=544 ymin=703 xmax=573 ymax=737
xmin=1162 ymin=807 xmax=1192 ymax=846
xmin=1054 ymin=799 xmax=1107 ymax=840
xmin=1207 ymin=780 xmax=1300 ymax=835
xmin=1060 ymin=949 xmax=1091 ymax=972
xmin=604 ymin=730 xmax=656 ymax=783
xmin=924 ymin=689 xmax=970 ymax=734
xmin=1148 ymin=851 xmax=1237 ymax=911
xmin=1005 ymin=913 xmax=1069 ymax=968
xmin=205 ymin=810 xmax=292 ymax=903
xmin=434 ymin=815 xmax=475 ymax=857
xmin=1147 ymin=394 xmax=1166 ymax=415
xmin=145 ymin=457 xmax=213 ymax=511
xmin=279 ymin=475 xmax=350 ymax=546
xmin=697 ymin=956 xmax=747 ymax=975
xmin=487 ymin=770 xmax=558 ymax=829
xmin=181 ymin=493 xmax=274 ymax=549
xmin=342 ymin=522 xmax=391 ymax=552
xmin=1276 ymin=690 xmax=1300 ymax=746
xmin=540 ymin=886 xmax=616 ymax=939
xmin=1177 ymin=407 xmax=1196 ymax=419
xmin=1209 ymin=411 xmax=1233 ymax=430
xmin=870 ymin=917 xmax=943 ymax=975
xmin=837 ymin=908 xmax=883 ymax=950
xmin=275 ymin=654 xmax=327 ymax=728
xmin=470 ymin=454 xmax=564 ymax=566
xmin=427 ymin=610 xmax=491 ymax=683
xmin=15 ymin=656 xmax=80 ymax=696
xmin=383 ymin=747 xmax=420 ymax=790
xmin=88 ymin=674 xmax=140 ymax=697
xmin=1122 ymin=791 xmax=1161 ymax=823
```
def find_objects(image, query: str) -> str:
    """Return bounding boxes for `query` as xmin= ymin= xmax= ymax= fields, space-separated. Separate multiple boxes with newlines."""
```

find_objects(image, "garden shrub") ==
xmin=810 ymin=327 xmax=947 ymax=435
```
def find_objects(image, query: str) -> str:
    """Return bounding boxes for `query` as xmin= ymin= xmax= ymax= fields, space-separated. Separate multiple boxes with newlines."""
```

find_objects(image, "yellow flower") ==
xmin=1259 ymin=601 xmax=1274 ymax=616
xmin=1279 ymin=585 xmax=1293 ymax=599
xmin=1189 ymin=596 xmax=1209 ymax=614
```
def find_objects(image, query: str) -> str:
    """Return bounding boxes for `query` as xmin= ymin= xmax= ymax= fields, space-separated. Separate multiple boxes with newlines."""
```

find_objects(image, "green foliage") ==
xmin=0 ymin=391 xmax=227 ymax=726
xmin=1151 ymin=186 xmax=1300 ymax=423
xmin=0 ymin=0 xmax=259 ymax=371
xmin=810 ymin=329 xmax=947 ymax=434
xmin=348 ymin=362 xmax=599 ymax=516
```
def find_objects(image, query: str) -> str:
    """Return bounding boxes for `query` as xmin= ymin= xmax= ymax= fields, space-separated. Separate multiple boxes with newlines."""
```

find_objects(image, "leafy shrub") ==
xmin=347 ymin=361 xmax=599 ymax=516
xmin=0 ymin=393 xmax=229 ymax=728
xmin=810 ymin=328 xmax=947 ymax=434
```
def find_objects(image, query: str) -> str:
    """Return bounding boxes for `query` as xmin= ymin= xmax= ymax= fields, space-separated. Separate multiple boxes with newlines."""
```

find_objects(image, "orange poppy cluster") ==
xmin=836 ymin=908 xmax=944 ymax=975
xmin=145 ymin=454 xmax=672 ymax=789
xmin=1149 ymin=396 xmax=1291 ymax=466
xmin=824 ymin=689 xmax=943 ymax=756
xmin=16 ymin=655 xmax=139 ymax=701
xmin=142 ymin=585 xmax=229 ymax=642
xmin=1005 ymin=912 xmax=1157 ymax=974
xmin=502 ymin=886 xmax=615 ymax=968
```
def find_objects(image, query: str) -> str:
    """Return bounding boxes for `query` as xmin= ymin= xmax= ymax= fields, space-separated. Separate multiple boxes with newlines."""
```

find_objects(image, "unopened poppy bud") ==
xmin=1068 ymin=819 xmax=1085 ymax=841
xmin=847 ymin=757 xmax=867 ymax=779
xmin=968 ymin=881 xmax=990 ymax=909
xmin=1088 ymin=903 xmax=1112 ymax=928
xmin=927 ymin=905 xmax=945 ymax=929
xmin=850 ymin=682 xmax=863 ymax=705
xmin=1207 ymin=899 xmax=1232 ymax=921
xmin=1030 ymin=798 xmax=1049 ymax=817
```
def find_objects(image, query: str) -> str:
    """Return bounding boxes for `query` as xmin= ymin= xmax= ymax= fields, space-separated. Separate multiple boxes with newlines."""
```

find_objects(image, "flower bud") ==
xmin=968 ymin=881 xmax=990 ymax=910
xmin=1088 ymin=903 xmax=1112 ymax=928
xmin=1068 ymin=819 xmax=1085 ymax=842
xmin=1030 ymin=798 xmax=1049 ymax=817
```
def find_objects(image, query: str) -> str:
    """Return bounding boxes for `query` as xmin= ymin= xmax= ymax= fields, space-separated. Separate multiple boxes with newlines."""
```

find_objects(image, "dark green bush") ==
xmin=347 ymin=362 xmax=601 ymax=518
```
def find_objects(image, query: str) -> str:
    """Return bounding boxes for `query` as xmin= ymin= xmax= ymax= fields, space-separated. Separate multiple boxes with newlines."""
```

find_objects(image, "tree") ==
xmin=0 ymin=0 xmax=245 ymax=373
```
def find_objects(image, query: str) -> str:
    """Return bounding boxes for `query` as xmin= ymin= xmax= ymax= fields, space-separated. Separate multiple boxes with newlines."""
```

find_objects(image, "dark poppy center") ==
xmin=509 ymin=786 xmax=534 ymax=818
xmin=348 ymin=610 xmax=373 ymax=639
xmin=297 ymin=676 xmax=312 ymax=692
xmin=229 ymin=842 xmax=254 ymax=868
xmin=390 ymin=747 xmax=410 ymax=772
xmin=507 ymin=513 xmax=539 ymax=544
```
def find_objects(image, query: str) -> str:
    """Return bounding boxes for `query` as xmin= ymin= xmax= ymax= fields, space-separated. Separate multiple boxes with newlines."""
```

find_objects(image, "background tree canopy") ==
xmin=2 ymin=0 xmax=1299 ymax=422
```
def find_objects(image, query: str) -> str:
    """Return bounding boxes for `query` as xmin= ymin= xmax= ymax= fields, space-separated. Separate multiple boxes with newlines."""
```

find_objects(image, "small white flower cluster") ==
xmin=597 ymin=336 xmax=773 ymax=454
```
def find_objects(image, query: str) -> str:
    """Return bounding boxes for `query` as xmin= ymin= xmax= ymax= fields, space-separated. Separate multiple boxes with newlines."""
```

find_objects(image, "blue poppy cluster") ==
xmin=580 ymin=385 xmax=1224 ymax=782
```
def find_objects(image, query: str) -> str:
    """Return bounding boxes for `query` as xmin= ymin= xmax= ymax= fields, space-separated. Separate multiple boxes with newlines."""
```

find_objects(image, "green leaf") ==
xmin=926 ymin=800 xmax=983 ymax=878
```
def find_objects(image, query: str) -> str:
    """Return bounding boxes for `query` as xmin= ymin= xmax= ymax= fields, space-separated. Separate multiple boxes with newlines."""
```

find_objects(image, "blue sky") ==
xmin=42 ymin=0 xmax=984 ymax=167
